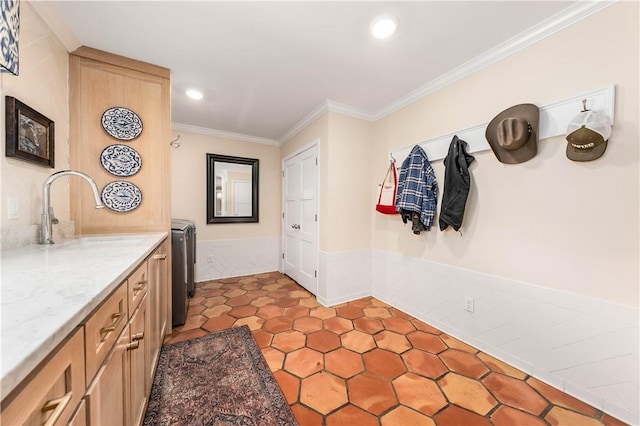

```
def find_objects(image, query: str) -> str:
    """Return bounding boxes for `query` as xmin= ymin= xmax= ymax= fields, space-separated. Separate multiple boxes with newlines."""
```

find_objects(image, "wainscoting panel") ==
xmin=370 ymin=248 xmax=639 ymax=425
xmin=317 ymin=249 xmax=371 ymax=307
xmin=195 ymin=237 xmax=280 ymax=282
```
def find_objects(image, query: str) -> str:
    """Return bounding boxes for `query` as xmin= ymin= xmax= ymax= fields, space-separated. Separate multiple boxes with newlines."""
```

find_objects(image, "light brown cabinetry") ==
xmin=1 ymin=239 xmax=168 ymax=426
xmin=69 ymin=46 xmax=171 ymax=236
xmin=0 ymin=329 xmax=85 ymax=426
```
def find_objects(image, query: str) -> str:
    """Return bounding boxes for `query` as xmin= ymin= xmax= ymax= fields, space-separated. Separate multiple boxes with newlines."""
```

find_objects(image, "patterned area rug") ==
xmin=144 ymin=325 xmax=298 ymax=426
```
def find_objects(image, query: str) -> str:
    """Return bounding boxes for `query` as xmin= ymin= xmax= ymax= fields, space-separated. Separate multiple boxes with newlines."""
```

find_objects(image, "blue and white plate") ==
xmin=101 ymin=181 xmax=142 ymax=212
xmin=101 ymin=107 xmax=143 ymax=141
xmin=100 ymin=144 xmax=142 ymax=177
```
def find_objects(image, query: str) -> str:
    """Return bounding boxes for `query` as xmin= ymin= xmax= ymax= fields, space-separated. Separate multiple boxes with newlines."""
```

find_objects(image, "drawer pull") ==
xmin=99 ymin=312 xmax=123 ymax=340
xmin=42 ymin=392 xmax=72 ymax=426
xmin=126 ymin=341 xmax=140 ymax=351
xmin=132 ymin=332 xmax=144 ymax=341
xmin=133 ymin=280 xmax=148 ymax=292
xmin=153 ymin=253 xmax=167 ymax=260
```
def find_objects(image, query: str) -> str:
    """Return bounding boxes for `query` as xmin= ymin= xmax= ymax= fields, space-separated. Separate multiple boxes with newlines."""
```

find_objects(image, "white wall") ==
xmin=0 ymin=2 xmax=72 ymax=248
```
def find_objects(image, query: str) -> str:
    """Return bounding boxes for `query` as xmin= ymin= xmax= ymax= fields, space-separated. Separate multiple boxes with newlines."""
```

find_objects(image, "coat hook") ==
xmin=581 ymin=99 xmax=589 ymax=112
xmin=170 ymin=134 xmax=182 ymax=148
xmin=389 ymin=152 xmax=396 ymax=163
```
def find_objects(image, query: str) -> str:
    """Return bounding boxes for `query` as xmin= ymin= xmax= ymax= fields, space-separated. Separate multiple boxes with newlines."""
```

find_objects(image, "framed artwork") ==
xmin=5 ymin=96 xmax=55 ymax=168
xmin=0 ymin=0 xmax=20 ymax=75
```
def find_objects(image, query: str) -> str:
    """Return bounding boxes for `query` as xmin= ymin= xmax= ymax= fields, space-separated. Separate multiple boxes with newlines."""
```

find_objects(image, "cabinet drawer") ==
xmin=85 ymin=283 xmax=127 ymax=383
xmin=128 ymin=260 xmax=149 ymax=315
xmin=1 ymin=328 xmax=85 ymax=426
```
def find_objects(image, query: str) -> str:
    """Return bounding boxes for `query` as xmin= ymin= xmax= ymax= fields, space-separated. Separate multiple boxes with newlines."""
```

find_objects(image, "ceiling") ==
xmin=43 ymin=1 xmax=579 ymax=143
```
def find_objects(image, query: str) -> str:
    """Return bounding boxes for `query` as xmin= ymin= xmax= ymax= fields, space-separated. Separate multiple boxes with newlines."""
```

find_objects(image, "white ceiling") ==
xmin=43 ymin=1 xmax=580 ymax=143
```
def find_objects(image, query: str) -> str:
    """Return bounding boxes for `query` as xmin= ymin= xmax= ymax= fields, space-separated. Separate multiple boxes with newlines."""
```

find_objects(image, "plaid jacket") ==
xmin=395 ymin=145 xmax=438 ymax=229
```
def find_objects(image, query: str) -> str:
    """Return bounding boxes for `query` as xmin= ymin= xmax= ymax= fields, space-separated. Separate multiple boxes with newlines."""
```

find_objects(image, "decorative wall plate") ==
xmin=101 ymin=181 xmax=142 ymax=212
xmin=101 ymin=107 xmax=143 ymax=141
xmin=100 ymin=144 xmax=142 ymax=177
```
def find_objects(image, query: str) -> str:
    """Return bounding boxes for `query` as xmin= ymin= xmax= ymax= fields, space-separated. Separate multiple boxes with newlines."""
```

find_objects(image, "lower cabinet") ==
xmin=1 ymin=237 xmax=169 ymax=426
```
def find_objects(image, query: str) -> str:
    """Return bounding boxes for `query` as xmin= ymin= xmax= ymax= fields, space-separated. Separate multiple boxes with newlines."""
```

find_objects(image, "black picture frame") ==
xmin=5 ymin=96 xmax=55 ymax=168
xmin=206 ymin=153 xmax=259 ymax=224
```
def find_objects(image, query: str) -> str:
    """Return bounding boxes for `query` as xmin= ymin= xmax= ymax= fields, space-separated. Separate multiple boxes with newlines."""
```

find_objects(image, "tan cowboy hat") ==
xmin=486 ymin=103 xmax=540 ymax=164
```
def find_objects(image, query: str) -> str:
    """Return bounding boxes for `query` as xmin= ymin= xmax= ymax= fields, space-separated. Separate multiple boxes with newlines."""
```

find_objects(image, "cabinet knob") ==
xmin=153 ymin=254 xmax=167 ymax=260
xmin=41 ymin=392 xmax=72 ymax=426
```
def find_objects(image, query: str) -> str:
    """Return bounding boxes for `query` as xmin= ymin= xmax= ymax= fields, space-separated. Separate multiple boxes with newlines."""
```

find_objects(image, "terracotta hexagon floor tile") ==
xmin=440 ymin=334 xmax=478 ymax=353
xmin=233 ymin=316 xmax=264 ymax=330
xmin=226 ymin=295 xmax=252 ymax=307
xmin=525 ymin=377 xmax=598 ymax=417
xmin=241 ymin=282 xmax=262 ymax=291
xmin=251 ymin=329 xmax=273 ymax=348
xmin=381 ymin=406 xmax=436 ymax=426
xmin=274 ymin=296 xmax=299 ymax=308
xmin=283 ymin=305 xmax=310 ymax=319
xmin=307 ymin=330 xmax=341 ymax=353
xmin=251 ymin=296 xmax=276 ymax=307
xmin=388 ymin=307 xmax=414 ymax=320
xmin=245 ymin=289 xmax=269 ymax=299
xmin=227 ymin=304 xmax=258 ymax=318
xmin=341 ymin=330 xmax=377 ymax=353
xmin=412 ymin=319 xmax=443 ymax=335
xmin=202 ymin=304 xmax=232 ymax=318
xmin=196 ymin=289 xmax=226 ymax=298
xmin=166 ymin=328 xmax=208 ymax=344
xmin=363 ymin=307 xmax=392 ymax=319
xmin=290 ymin=404 xmax=323 ymax=426
xmin=262 ymin=316 xmax=293 ymax=333
xmin=175 ymin=314 xmax=207 ymax=331
xmin=299 ymin=297 xmax=321 ymax=308
xmin=545 ymin=406 xmax=604 ymax=426
xmin=433 ymin=405 xmax=492 ymax=426
xmin=223 ymin=288 xmax=246 ymax=298
xmin=490 ymin=405 xmax=548 ymax=426
xmin=363 ymin=349 xmax=406 ymax=379
xmin=374 ymin=330 xmax=411 ymax=353
xmin=347 ymin=372 xmax=398 ymax=415
xmin=268 ymin=290 xmax=290 ymax=299
xmin=300 ymin=372 xmax=348 ymax=415
xmin=310 ymin=306 xmax=337 ymax=320
xmin=325 ymin=348 xmax=364 ymax=379
xmin=326 ymin=404 xmax=379 ymax=426
xmin=402 ymin=349 xmax=448 ymax=379
xmin=348 ymin=298 xmax=373 ymax=308
xmin=382 ymin=317 xmax=416 ymax=334
xmin=199 ymin=281 xmax=223 ymax=289
xmin=370 ymin=299 xmax=391 ymax=307
xmin=438 ymin=372 xmax=498 ymax=416
xmin=324 ymin=317 xmax=354 ymax=334
xmin=353 ymin=317 xmax=385 ymax=334
xmin=202 ymin=295 xmax=228 ymax=308
xmin=273 ymin=370 xmax=300 ymax=404
xmin=290 ymin=290 xmax=310 ymax=298
xmin=407 ymin=331 xmax=447 ymax=354
xmin=201 ymin=314 xmax=235 ymax=332
xmin=261 ymin=347 xmax=285 ymax=371
xmin=335 ymin=306 xmax=365 ymax=320
xmin=601 ymin=413 xmax=628 ymax=426
xmin=482 ymin=373 xmax=548 ymax=416
xmin=271 ymin=330 xmax=306 ymax=353
xmin=284 ymin=348 xmax=323 ymax=378
xmin=256 ymin=305 xmax=285 ymax=320
xmin=439 ymin=349 xmax=490 ymax=379
xmin=293 ymin=316 xmax=323 ymax=334
xmin=186 ymin=304 xmax=206 ymax=316
xmin=219 ymin=277 xmax=240 ymax=284
xmin=392 ymin=372 xmax=447 ymax=416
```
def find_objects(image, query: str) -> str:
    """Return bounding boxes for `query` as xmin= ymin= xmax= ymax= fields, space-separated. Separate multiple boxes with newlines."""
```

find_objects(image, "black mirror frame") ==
xmin=206 ymin=153 xmax=259 ymax=224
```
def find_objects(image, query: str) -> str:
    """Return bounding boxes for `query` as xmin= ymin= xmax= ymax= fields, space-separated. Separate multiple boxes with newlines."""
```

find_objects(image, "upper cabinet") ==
xmin=69 ymin=46 xmax=171 ymax=234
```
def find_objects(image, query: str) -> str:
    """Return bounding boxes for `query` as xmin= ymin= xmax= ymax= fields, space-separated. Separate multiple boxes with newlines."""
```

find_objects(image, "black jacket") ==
xmin=439 ymin=136 xmax=475 ymax=231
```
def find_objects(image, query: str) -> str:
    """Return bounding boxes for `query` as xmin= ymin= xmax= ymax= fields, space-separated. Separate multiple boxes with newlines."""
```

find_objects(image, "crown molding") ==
xmin=370 ymin=0 xmax=617 ymax=121
xmin=29 ymin=1 xmax=81 ymax=52
xmin=171 ymin=123 xmax=280 ymax=146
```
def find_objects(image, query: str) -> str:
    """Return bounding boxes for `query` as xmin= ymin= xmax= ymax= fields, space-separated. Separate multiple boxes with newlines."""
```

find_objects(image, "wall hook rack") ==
xmin=170 ymin=134 xmax=182 ymax=148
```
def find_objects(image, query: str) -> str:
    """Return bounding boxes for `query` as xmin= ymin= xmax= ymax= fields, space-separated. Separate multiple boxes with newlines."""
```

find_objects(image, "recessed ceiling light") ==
xmin=371 ymin=15 xmax=398 ymax=40
xmin=186 ymin=89 xmax=203 ymax=100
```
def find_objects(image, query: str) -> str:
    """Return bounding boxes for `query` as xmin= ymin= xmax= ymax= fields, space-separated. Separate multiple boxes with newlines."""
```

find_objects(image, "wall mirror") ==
xmin=206 ymin=153 xmax=259 ymax=223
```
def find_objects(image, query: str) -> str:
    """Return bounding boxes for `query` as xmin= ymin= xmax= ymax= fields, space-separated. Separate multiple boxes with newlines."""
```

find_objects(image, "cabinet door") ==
xmin=0 ymin=329 xmax=85 ymax=426
xmin=85 ymin=325 xmax=130 ymax=426
xmin=129 ymin=293 xmax=149 ymax=426
xmin=147 ymin=239 xmax=168 ymax=387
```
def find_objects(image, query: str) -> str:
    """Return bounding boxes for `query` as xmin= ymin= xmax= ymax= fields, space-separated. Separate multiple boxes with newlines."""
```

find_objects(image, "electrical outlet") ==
xmin=7 ymin=197 xmax=18 ymax=220
xmin=464 ymin=297 xmax=474 ymax=313
xmin=207 ymin=255 xmax=214 ymax=263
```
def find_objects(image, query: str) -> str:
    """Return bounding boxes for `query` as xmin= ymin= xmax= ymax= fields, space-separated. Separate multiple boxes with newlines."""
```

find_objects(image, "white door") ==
xmin=233 ymin=180 xmax=252 ymax=216
xmin=283 ymin=145 xmax=318 ymax=295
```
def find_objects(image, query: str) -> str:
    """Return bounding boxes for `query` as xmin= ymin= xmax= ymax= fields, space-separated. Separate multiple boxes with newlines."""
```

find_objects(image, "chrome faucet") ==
xmin=41 ymin=170 xmax=105 ymax=245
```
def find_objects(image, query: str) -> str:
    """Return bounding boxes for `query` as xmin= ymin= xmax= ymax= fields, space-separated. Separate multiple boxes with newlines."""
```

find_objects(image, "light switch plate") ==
xmin=7 ymin=197 xmax=18 ymax=220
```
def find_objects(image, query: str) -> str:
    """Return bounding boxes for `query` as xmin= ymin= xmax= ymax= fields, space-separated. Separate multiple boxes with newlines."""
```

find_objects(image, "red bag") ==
xmin=376 ymin=161 xmax=399 ymax=214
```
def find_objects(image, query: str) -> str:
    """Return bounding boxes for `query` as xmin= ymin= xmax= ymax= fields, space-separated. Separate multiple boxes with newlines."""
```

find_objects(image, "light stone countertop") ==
xmin=0 ymin=232 xmax=167 ymax=398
